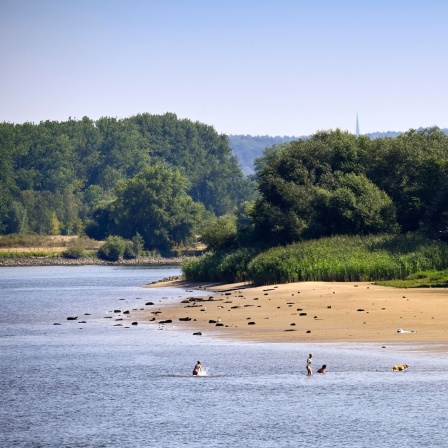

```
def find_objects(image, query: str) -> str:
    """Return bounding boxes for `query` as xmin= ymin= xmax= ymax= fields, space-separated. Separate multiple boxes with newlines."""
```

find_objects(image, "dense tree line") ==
xmin=0 ymin=113 xmax=254 ymax=250
xmin=248 ymin=128 xmax=448 ymax=246
xmin=186 ymin=127 xmax=448 ymax=283
xmin=2 ymin=116 xmax=447 ymax=255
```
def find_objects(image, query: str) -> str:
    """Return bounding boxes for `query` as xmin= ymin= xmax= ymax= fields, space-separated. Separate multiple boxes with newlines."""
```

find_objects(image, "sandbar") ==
xmin=144 ymin=280 xmax=448 ymax=346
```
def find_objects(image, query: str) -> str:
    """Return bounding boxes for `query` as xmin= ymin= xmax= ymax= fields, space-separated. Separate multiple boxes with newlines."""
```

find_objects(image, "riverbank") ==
xmin=145 ymin=280 xmax=448 ymax=345
xmin=0 ymin=256 xmax=186 ymax=267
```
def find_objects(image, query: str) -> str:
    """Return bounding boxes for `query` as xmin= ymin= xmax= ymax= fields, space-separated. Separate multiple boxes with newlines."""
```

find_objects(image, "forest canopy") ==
xmin=1 ymin=115 xmax=447 ymax=253
xmin=249 ymin=128 xmax=448 ymax=246
xmin=0 ymin=113 xmax=255 ymax=250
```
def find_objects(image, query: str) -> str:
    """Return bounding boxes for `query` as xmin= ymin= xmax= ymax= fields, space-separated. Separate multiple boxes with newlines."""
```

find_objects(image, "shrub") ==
xmin=98 ymin=236 xmax=127 ymax=261
xmin=62 ymin=245 xmax=85 ymax=259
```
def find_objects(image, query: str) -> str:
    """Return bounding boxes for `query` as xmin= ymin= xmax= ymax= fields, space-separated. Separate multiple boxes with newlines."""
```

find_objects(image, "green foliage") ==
xmin=251 ymin=128 xmax=448 ymax=245
xmin=108 ymin=164 xmax=206 ymax=252
xmin=132 ymin=233 xmax=145 ymax=256
xmin=365 ymin=127 xmax=448 ymax=233
xmin=183 ymin=233 xmax=448 ymax=285
xmin=0 ymin=113 xmax=250 ymax=236
xmin=247 ymin=234 xmax=448 ymax=285
xmin=62 ymin=245 xmax=85 ymax=259
xmin=120 ymin=234 xmax=144 ymax=259
xmin=123 ymin=240 xmax=136 ymax=259
xmin=182 ymin=247 xmax=260 ymax=283
xmin=377 ymin=270 xmax=448 ymax=288
xmin=200 ymin=214 xmax=238 ymax=251
xmin=97 ymin=235 xmax=127 ymax=261
xmin=308 ymin=173 xmax=398 ymax=238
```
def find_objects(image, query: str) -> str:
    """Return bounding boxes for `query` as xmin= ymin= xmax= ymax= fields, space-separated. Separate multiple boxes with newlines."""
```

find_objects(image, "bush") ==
xmin=98 ymin=236 xmax=127 ymax=261
xmin=62 ymin=245 xmax=85 ymax=259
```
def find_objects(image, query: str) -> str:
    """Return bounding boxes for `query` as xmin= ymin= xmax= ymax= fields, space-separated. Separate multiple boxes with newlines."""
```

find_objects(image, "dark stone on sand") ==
xmin=104 ymin=316 xmax=112 ymax=318
xmin=78 ymin=321 xmax=87 ymax=324
xmin=248 ymin=321 xmax=256 ymax=325
xmin=209 ymin=319 xmax=217 ymax=324
xmin=150 ymin=317 xmax=156 ymax=321
xmin=216 ymin=323 xmax=224 ymax=327
xmin=114 ymin=310 xmax=121 ymax=313
xmin=193 ymin=332 xmax=202 ymax=335
xmin=131 ymin=322 xmax=138 ymax=325
xmin=306 ymin=330 xmax=311 ymax=333
xmin=123 ymin=310 xmax=130 ymax=314
xmin=159 ymin=319 xmax=172 ymax=324
xmin=290 ymin=323 xmax=296 ymax=326
xmin=284 ymin=329 xmax=296 ymax=332
xmin=357 ymin=309 xmax=365 ymax=312
xmin=67 ymin=316 xmax=78 ymax=320
xmin=299 ymin=313 xmax=307 ymax=316
xmin=53 ymin=323 xmax=61 ymax=325
xmin=84 ymin=313 xmax=91 ymax=315
xmin=179 ymin=317 xmax=192 ymax=321
xmin=297 ymin=308 xmax=303 ymax=311
xmin=145 ymin=302 xmax=155 ymax=305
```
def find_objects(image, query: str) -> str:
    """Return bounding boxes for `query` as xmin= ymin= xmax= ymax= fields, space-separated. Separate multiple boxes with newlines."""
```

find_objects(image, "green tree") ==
xmin=0 ymin=123 xmax=18 ymax=232
xmin=251 ymin=130 xmax=397 ymax=245
xmin=308 ymin=173 xmax=398 ymax=237
xmin=111 ymin=164 xmax=205 ymax=252
xmin=201 ymin=214 xmax=238 ymax=251
xmin=366 ymin=128 xmax=448 ymax=233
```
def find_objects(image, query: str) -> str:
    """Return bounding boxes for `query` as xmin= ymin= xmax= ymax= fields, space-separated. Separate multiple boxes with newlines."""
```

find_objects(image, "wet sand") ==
xmin=144 ymin=280 xmax=448 ymax=345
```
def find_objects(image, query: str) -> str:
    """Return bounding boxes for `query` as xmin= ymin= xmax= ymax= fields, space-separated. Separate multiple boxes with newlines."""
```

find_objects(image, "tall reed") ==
xmin=183 ymin=233 xmax=448 ymax=285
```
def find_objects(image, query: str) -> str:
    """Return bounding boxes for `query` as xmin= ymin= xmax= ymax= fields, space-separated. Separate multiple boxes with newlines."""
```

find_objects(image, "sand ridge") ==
xmin=143 ymin=280 xmax=448 ymax=344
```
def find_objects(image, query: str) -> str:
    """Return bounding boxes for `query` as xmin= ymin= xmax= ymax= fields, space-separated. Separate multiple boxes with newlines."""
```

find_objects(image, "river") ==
xmin=1 ymin=266 xmax=447 ymax=447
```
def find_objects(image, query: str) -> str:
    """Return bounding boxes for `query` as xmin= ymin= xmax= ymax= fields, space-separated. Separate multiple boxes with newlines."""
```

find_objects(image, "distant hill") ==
xmin=229 ymin=135 xmax=307 ymax=176
xmin=230 ymin=128 xmax=448 ymax=176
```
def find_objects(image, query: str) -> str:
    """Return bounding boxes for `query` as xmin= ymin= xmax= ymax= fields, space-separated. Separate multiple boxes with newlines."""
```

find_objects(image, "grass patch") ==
xmin=377 ymin=270 xmax=448 ymax=288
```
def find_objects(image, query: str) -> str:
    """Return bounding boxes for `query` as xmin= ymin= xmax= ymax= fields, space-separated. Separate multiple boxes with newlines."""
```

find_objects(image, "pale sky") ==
xmin=1 ymin=0 xmax=447 ymax=136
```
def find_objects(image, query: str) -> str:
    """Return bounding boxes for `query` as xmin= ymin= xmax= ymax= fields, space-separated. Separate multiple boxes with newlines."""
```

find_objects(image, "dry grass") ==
xmin=0 ymin=235 xmax=103 ymax=254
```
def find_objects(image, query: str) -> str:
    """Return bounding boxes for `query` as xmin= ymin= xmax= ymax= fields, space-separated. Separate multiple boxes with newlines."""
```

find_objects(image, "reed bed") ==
xmin=182 ymin=247 xmax=259 ymax=282
xmin=183 ymin=233 xmax=448 ymax=285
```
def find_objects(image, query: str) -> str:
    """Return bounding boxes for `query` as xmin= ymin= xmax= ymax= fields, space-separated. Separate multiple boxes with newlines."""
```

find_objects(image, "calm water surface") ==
xmin=1 ymin=266 xmax=447 ymax=447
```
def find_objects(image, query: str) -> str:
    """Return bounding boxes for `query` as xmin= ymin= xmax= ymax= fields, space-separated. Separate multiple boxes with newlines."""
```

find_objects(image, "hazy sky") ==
xmin=1 ymin=0 xmax=447 ymax=136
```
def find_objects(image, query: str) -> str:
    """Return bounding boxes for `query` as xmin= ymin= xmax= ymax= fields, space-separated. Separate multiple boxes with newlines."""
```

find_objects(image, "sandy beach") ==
xmin=145 ymin=280 xmax=448 ymax=345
